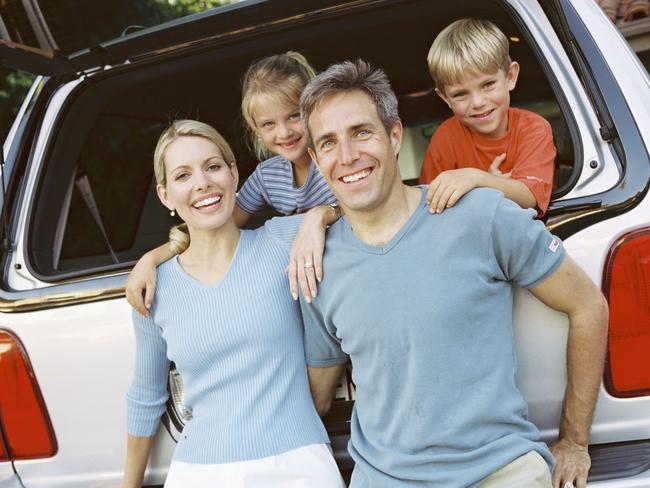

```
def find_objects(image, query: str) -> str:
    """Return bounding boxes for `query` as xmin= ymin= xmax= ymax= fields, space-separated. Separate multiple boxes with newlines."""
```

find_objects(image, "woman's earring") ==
xmin=170 ymin=209 xmax=176 ymax=217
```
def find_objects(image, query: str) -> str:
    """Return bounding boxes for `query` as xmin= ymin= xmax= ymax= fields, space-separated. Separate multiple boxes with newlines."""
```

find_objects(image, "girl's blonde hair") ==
xmin=241 ymin=51 xmax=316 ymax=160
xmin=427 ymin=18 xmax=512 ymax=90
xmin=153 ymin=119 xmax=237 ymax=254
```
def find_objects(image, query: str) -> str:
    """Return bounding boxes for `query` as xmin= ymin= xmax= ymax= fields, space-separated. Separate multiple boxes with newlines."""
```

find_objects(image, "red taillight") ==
xmin=0 ymin=330 xmax=57 ymax=459
xmin=603 ymin=230 xmax=650 ymax=397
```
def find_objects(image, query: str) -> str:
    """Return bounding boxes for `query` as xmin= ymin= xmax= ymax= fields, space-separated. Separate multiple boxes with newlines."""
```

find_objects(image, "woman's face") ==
xmin=157 ymin=135 xmax=238 ymax=233
xmin=252 ymin=97 xmax=310 ymax=166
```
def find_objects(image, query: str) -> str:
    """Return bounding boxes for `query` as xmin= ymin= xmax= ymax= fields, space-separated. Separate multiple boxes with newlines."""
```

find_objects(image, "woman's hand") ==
xmin=287 ymin=205 xmax=339 ymax=302
xmin=126 ymin=244 xmax=174 ymax=316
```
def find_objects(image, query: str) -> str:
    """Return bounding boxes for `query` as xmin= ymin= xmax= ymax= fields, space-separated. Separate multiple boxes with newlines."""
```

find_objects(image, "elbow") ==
xmin=315 ymin=397 xmax=333 ymax=418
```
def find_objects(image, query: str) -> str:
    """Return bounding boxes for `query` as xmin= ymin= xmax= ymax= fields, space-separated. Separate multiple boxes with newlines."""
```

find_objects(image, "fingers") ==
xmin=287 ymin=258 xmax=299 ymax=301
xmin=434 ymin=185 xmax=456 ymax=213
xmin=303 ymin=258 xmax=318 ymax=300
xmin=425 ymin=180 xmax=438 ymax=209
xmin=313 ymin=247 xmax=324 ymax=283
xmin=489 ymin=153 xmax=507 ymax=174
xmin=144 ymin=282 xmax=155 ymax=315
xmin=428 ymin=179 xmax=445 ymax=213
xmin=297 ymin=259 xmax=312 ymax=303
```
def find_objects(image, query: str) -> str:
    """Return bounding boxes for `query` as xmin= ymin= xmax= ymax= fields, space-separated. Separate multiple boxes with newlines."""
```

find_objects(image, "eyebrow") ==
xmin=169 ymin=156 xmax=225 ymax=173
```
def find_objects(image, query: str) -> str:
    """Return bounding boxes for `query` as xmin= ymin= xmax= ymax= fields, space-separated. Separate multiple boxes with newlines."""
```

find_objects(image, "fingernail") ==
xmin=428 ymin=208 xmax=435 ymax=214
xmin=311 ymin=291 xmax=317 ymax=298
xmin=305 ymin=295 xmax=312 ymax=304
xmin=292 ymin=292 xmax=298 ymax=300
xmin=317 ymin=275 xmax=322 ymax=282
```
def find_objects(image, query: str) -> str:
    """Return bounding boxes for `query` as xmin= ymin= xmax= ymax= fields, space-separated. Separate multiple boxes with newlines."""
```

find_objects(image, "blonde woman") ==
xmin=121 ymin=120 xmax=343 ymax=488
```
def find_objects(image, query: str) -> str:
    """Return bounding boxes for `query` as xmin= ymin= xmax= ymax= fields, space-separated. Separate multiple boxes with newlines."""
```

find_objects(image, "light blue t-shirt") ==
xmin=236 ymin=155 xmax=337 ymax=215
xmin=126 ymin=216 xmax=329 ymax=464
xmin=302 ymin=188 xmax=566 ymax=487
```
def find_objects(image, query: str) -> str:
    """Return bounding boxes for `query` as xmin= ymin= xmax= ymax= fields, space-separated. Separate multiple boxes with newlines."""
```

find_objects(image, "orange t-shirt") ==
xmin=418 ymin=107 xmax=556 ymax=216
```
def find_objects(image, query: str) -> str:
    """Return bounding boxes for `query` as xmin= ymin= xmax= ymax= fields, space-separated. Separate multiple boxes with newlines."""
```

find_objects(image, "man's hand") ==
xmin=488 ymin=153 xmax=510 ymax=177
xmin=287 ymin=206 xmax=333 ymax=302
xmin=125 ymin=255 xmax=158 ymax=317
xmin=550 ymin=438 xmax=591 ymax=488
xmin=426 ymin=168 xmax=483 ymax=213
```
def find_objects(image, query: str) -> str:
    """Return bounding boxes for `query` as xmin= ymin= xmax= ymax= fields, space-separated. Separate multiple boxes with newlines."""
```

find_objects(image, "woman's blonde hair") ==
xmin=241 ymin=51 xmax=316 ymax=160
xmin=427 ymin=18 xmax=511 ymax=90
xmin=153 ymin=119 xmax=237 ymax=254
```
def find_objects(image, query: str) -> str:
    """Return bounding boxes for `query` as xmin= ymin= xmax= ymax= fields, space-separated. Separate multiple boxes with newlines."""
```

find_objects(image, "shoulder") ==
xmin=453 ymin=187 xmax=505 ymax=215
xmin=262 ymin=215 xmax=303 ymax=248
xmin=257 ymin=154 xmax=292 ymax=172
xmin=510 ymin=107 xmax=552 ymax=133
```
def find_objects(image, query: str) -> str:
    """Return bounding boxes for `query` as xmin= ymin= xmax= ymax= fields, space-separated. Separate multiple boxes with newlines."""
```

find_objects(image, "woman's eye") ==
xmin=207 ymin=163 xmax=221 ymax=171
xmin=175 ymin=172 xmax=189 ymax=181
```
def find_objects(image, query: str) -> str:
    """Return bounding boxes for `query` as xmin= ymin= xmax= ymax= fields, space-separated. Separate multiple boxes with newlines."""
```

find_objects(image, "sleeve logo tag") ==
xmin=549 ymin=238 xmax=560 ymax=253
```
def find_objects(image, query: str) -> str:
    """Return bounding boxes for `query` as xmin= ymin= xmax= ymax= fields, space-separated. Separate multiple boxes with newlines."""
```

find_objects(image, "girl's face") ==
xmin=157 ymin=136 xmax=238 ymax=234
xmin=252 ymin=97 xmax=311 ymax=166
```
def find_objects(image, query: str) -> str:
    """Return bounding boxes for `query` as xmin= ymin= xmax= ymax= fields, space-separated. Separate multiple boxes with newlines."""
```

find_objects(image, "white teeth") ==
xmin=342 ymin=169 xmax=371 ymax=183
xmin=193 ymin=196 xmax=221 ymax=208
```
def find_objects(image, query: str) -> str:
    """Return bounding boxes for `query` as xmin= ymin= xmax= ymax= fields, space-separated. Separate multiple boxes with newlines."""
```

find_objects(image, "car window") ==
xmin=26 ymin=0 xmax=580 ymax=280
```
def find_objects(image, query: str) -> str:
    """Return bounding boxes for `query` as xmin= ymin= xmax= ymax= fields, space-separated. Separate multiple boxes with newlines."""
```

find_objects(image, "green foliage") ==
xmin=0 ymin=68 xmax=35 ymax=143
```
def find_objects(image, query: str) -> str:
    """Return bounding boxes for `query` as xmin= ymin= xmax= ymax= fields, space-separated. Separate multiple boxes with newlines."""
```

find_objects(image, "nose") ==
xmin=470 ymin=91 xmax=486 ymax=109
xmin=337 ymin=138 xmax=359 ymax=165
xmin=193 ymin=170 xmax=211 ymax=191
xmin=278 ymin=121 xmax=294 ymax=140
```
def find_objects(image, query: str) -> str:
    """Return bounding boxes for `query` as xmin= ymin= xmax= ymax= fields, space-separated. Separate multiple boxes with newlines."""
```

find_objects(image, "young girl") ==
xmin=127 ymin=52 xmax=338 ymax=313
xmin=233 ymin=51 xmax=337 ymax=226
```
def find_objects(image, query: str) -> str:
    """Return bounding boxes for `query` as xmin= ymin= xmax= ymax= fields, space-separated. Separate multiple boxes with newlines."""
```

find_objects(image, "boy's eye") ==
xmin=483 ymin=80 xmax=496 ymax=88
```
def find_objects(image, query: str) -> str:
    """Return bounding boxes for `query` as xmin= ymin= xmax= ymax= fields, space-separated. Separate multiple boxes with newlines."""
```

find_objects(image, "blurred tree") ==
xmin=0 ymin=68 xmax=35 ymax=144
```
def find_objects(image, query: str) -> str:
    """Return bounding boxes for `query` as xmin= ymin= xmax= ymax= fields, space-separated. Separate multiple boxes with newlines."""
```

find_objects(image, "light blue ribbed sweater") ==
xmin=126 ymin=216 xmax=329 ymax=463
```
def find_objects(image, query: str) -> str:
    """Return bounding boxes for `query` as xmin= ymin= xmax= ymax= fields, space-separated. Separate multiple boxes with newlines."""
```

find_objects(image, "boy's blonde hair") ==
xmin=427 ymin=19 xmax=511 ymax=90
xmin=241 ymin=51 xmax=316 ymax=160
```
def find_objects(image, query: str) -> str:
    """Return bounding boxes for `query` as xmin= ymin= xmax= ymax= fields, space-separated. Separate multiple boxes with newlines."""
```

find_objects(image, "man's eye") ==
xmin=320 ymin=140 xmax=334 ymax=151
xmin=356 ymin=129 xmax=370 ymax=138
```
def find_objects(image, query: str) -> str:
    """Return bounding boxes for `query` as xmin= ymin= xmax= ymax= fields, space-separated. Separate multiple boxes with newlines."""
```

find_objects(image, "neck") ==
xmin=344 ymin=184 xmax=421 ymax=246
xmin=181 ymin=219 xmax=240 ymax=268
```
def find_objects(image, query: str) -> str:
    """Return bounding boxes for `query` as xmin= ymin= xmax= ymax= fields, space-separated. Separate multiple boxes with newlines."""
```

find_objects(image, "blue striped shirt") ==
xmin=126 ymin=216 xmax=329 ymax=463
xmin=236 ymin=155 xmax=337 ymax=215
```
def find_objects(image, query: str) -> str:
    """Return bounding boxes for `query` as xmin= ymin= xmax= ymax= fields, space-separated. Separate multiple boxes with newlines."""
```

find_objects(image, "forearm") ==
xmin=145 ymin=242 xmax=175 ymax=266
xmin=478 ymin=172 xmax=536 ymax=209
xmin=122 ymin=434 xmax=155 ymax=488
xmin=308 ymin=364 xmax=345 ymax=416
xmin=559 ymin=296 xmax=609 ymax=446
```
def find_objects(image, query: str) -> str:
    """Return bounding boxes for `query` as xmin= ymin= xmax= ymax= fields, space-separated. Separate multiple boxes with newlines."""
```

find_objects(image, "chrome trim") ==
xmin=0 ymin=285 xmax=124 ymax=313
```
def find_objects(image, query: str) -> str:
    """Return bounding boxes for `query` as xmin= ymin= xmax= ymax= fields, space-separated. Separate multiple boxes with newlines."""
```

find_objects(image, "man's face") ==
xmin=436 ymin=61 xmax=519 ymax=139
xmin=307 ymin=90 xmax=402 ymax=214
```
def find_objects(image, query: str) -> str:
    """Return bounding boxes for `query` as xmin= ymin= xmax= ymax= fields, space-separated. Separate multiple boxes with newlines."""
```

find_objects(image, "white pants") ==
xmin=479 ymin=451 xmax=553 ymax=488
xmin=164 ymin=443 xmax=345 ymax=488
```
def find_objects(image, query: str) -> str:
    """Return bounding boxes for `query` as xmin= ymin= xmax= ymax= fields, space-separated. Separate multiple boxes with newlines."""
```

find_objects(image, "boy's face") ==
xmin=436 ymin=61 xmax=519 ymax=139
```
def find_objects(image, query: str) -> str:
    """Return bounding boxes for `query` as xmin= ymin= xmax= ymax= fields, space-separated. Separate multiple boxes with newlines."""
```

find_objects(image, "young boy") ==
xmin=419 ymin=18 xmax=556 ymax=216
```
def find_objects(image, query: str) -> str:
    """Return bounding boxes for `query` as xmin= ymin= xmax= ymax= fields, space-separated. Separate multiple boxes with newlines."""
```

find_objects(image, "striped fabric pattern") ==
xmin=236 ymin=155 xmax=336 ymax=215
xmin=126 ymin=216 xmax=329 ymax=463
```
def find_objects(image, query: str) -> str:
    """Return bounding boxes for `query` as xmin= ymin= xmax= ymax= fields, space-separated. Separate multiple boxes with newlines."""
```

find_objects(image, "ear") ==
xmin=156 ymin=184 xmax=173 ymax=212
xmin=505 ymin=61 xmax=520 ymax=91
xmin=435 ymin=87 xmax=451 ymax=109
xmin=308 ymin=147 xmax=319 ymax=168
xmin=389 ymin=119 xmax=404 ymax=156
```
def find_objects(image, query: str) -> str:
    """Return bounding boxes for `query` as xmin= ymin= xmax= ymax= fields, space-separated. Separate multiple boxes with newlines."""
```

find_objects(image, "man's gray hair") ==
xmin=300 ymin=59 xmax=399 ymax=145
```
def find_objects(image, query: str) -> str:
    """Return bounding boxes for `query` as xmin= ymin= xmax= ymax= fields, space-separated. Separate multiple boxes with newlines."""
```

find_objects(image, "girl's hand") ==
xmin=288 ymin=205 xmax=338 ymax=302
xmin=126 ymin=255 xmax=159 ymax=317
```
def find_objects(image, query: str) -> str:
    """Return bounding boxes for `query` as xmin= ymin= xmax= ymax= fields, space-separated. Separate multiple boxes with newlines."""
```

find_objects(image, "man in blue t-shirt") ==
xmin=297 ymin=60 xmax=608 ymax=488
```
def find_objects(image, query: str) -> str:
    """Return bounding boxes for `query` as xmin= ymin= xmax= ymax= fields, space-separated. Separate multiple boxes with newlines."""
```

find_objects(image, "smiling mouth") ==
xmin=472 ymin=109 xmax=495 ymax=119
xmin=192 ymin=195 xmax=222 ymax=209
xmin=340 ymin=169 xmax=371 ymax=183
xmin=279 ymin=138 xmax=300 ymax=149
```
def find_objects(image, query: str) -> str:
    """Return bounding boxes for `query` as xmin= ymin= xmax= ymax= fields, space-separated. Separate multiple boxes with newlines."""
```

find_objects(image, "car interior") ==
xmin=27 ymin=0 xmax=577 ymax=284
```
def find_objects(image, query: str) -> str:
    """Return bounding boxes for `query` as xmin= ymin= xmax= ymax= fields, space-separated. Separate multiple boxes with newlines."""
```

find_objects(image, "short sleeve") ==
xmin=300 ymin=299 xmax=349 ymax=367
xmin=264 ymin=214 xmax=304 ymax=250
xmin=236 ymin=166 xmax=271 ymax=214
xmin=418 ymin=123 xmax=457 ymax=184
xmin=509 ymin=114 xmax=556 ymax=215
xmin=125 ymin=310 xmax=170 ymax=437
xmin=489 ymin=197 xmax=565 ymax=288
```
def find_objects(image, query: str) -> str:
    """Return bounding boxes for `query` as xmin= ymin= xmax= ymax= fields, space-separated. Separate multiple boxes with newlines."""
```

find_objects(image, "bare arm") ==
xmin=288 ymin=205 xmax=341 ymax=302
xmin=427 ymin=168 xmax=536 ymax=213
xmin=528 ymin=255 xmax=609 ymax=488
xmin=233 ymin=203 xmax=252 ymax=228
xmin=125 ymin=244 xmax=174 ymax=316
xmin=308 ymin=364 xmax=346 ymax=417
xmin=121 ymin=434 xmax=155 ymax=488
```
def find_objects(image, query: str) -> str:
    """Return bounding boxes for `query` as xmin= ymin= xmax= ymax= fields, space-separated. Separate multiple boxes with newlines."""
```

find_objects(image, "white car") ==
xmin=1 ymin=0 xmax=649 ymax=486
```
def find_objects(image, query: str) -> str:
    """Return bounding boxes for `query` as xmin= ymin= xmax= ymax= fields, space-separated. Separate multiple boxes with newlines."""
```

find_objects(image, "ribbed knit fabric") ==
xmin=236 ymin=155 xmax=336 ymax=215
xmin=126 ymin=215 xmax=329 ymax=463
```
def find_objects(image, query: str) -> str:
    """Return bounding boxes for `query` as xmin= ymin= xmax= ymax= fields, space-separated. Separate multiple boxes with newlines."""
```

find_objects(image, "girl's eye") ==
xmin=261 ymin=121 xmax=274 ymax=129
xmin=288 ymin=113 xmax=301 ymax=121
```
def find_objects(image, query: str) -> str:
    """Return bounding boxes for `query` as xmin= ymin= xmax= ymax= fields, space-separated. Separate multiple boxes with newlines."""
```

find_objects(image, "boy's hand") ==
xmin=126 ymin=255 xmax=158 ymax=317
xmin=287 ymin=206 xmax=332 ymax=303
xmin=427 ymin=168 xmax=483 ymax=213
xmin=488 ymin=153 xmax=511 ymax=177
